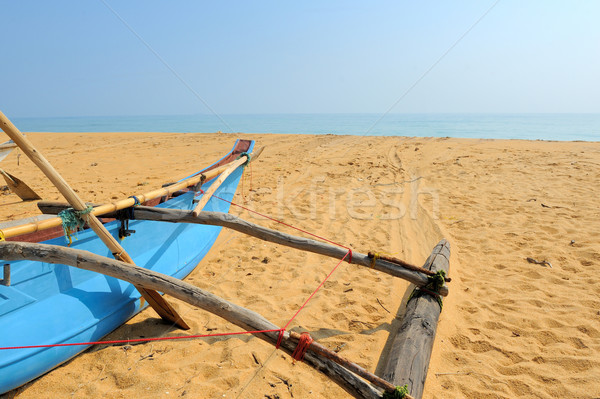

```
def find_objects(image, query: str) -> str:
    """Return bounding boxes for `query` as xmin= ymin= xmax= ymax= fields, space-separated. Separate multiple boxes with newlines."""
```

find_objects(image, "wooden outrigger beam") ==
xmin=381 ymin=239 xmax=450 ymax=399
xmin=0 ymin=240 xmax=403 ymax=399
xmin=38 ymin=204 xmax=449 ymax=296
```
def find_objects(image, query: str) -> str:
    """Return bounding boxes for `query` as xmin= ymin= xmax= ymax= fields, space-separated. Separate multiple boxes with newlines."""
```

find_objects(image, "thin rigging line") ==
xmin=366 ymin=0 xmax=501 ymax=134
xmin=235 ymin=348 xmax=278 ymax=399
xmin=99 ymin=0 xmax=234 ymax=133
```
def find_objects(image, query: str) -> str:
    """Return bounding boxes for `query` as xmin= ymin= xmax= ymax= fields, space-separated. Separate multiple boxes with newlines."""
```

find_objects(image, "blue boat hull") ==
xmin=0 ymin=139 xmax=253 ymax=394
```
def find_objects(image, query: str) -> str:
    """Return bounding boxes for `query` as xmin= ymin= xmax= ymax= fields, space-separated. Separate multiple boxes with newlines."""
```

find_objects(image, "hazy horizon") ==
xmin=12 ymin=111 xmax=600 ymax=120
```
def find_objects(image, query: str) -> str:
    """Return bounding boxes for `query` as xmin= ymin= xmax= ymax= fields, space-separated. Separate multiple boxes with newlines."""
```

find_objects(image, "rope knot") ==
xmin=129 ymin=196 xmax=141 ymax=206
xmin=291 ymin=332 xmax=313 ymax=362
xmin=58 ymin=206 xmax=94 ymax=246
xmin=408 ymin=270 xmax=446 ymax=311
xmin=275 ymin=329 xmax=285 ymax=349
xmin=382 ymin=385 xmax=410 ymax=399
xmin=237 ymin=152 xmax=251 ymax=167
xmin=369 ymin=252 xmax=380 ymax=268
xmin=428 ymin=270 xmax=446 ymax=292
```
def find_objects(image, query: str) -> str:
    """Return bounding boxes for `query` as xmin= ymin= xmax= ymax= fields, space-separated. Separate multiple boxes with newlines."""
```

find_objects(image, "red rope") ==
xmin=212 ymin=194 xmax=352 ymax=255
xmin=275 ymin=329 xmax=285 ymax=349
xmin=0 ymin=329 xmax=283 ymax=351
xmin=249 ymin=163 xmax=253 ymax=192
xmin=241 ymin=168 xmax=245 ymax=201
xmin=291 ymin=332 xmax=313 ymax=361
xmin=283 ymin=250 xmax=350 ymax=330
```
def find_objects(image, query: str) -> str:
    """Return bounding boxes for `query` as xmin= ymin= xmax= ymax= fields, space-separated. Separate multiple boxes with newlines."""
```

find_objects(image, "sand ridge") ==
xmin=0 ymin=132 xmax=599 ymax=398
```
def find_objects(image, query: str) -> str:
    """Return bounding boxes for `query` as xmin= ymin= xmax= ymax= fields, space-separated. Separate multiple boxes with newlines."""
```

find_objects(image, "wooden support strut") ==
xmin=368 ymin=252 xmax=451 ymax=282
xmin=0 ymin=110 xmax=189 ymax=330
xmin=0 ymin=241 xmax=386 ymax=399
xmin=193 ymin=152 xmax=244 ymax=215
xmin=38 ymin=204 xmax=450 ymax=296
xmin=191 ymin=146 xmax=263 ymax=216
xmin=381 ymin=239 xmax=450 ymax=399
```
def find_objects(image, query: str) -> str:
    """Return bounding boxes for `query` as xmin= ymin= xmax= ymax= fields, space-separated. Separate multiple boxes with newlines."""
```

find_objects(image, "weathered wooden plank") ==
xmin=0 ymin=241 xmax=384 ymax=399
xmin=38 ymin=203 xmax=449 ymax=297
xmin=381 ymin=239 xmax=450 ymax=399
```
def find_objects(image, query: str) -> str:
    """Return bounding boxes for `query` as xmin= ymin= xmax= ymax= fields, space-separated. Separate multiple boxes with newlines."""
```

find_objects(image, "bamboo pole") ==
xmin=192 ymin=156 xmax=247 ymax=216
xmin=191 ymin=146 xmax=263 ymax=216
xmin=0 ymin=241 xmax=385 ymax=399
xmin=0 ymin=150 xmax=257 ymax=240
xmin=37 ymin=203 xmax=449 ymax=296
xmin=0 ymin=110 xmax=188 ymax=329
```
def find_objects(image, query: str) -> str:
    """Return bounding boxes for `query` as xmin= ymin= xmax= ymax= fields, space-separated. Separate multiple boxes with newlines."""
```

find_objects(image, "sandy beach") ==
xmin=1 ymin=132 xmax=599 ymax=399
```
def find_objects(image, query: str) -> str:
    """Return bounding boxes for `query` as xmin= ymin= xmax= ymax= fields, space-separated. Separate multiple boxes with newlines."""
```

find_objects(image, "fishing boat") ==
xmin=0 ymin=112 xmax=451 ymax=399
xmin=0 ymin=139 xmax=254 ymax=394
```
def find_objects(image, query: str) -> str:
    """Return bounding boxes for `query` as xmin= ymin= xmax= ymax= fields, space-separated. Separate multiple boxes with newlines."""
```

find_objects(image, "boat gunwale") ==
xmin=2 ymin=139 xmax=252 ymax=243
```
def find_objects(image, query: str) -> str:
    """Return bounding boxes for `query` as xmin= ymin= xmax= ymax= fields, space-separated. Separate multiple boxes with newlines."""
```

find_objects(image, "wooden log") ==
xmin=38 ymin=204 xmax=449 ymax=296
xmin=381 ymin=239 xmax=450 ymax=399
xmin=0 ymin=110 xmax=188 ymax=330
xmin=192 ymin=146 xmax=263 ymax=216
xmin=0 ymin=241 xmax=384 ymax=399
xmin=0 ymin=148 xmax=261 ymax=240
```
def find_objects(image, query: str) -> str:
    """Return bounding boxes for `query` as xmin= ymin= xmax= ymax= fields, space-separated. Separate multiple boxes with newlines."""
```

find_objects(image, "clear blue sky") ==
xmin=1 ymin=1 xmax=599 ymax=117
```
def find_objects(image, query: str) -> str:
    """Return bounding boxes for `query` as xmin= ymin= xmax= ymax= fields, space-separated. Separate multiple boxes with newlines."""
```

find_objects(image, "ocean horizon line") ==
xmin=8 ymin=113 xmax=600 ymax=142
xmin=11 ymin=111 xmax=600 ymax=119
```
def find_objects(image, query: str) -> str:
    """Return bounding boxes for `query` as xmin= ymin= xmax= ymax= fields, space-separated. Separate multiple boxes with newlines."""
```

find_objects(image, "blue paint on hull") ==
xmin=0 ymin=140 xmax=253 ymax=393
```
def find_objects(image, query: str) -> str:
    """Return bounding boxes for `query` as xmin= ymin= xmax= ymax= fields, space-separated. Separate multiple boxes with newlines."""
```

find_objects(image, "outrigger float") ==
xmin=0 ymin=111 xmax=450 ymax=399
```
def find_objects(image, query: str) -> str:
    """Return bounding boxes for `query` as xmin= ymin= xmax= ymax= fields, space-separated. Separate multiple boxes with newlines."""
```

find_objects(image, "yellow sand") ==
xmin=1 ymin=133 xmax=599 ymax=399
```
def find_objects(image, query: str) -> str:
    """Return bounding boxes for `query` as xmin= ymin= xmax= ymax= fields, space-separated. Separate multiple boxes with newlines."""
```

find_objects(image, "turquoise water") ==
xmin=11 ymin=113 xmax=600 ymax=141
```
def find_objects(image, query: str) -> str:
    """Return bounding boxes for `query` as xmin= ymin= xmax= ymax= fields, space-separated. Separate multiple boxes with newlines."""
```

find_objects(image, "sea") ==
xmin=11 ymin=113 xmax=600 ymax=142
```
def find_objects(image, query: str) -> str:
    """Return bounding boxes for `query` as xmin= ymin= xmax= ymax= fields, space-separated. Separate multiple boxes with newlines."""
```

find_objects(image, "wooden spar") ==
xmin=191 ymin=146 xmax=264 ymax=216
xmin=0 ymin=241 xmax=385 ymax=399
xmin=0 ymin=169 xmax=42 ymax=201
xmin=37 ymin=203 xmax=449 ymax=296
xmin=0 ymin=110 xmax=188 ymax=330
xmin=191 ymin=153 xmax=248 ymax=216
xmin=287 ymin=331 xmax=415 ymax=398
xmin=381 ymin=239 xmax=450 ymax=399
xmin=368 ymin=252 xmax=451 ymax=282
xmin=0 ymin=149 xmax=261 ymax=240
